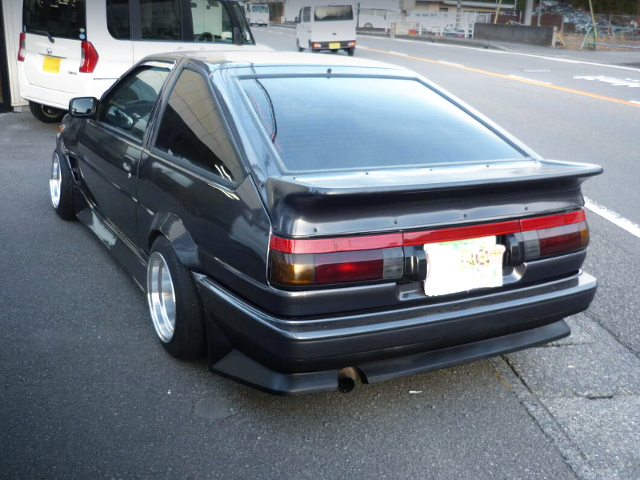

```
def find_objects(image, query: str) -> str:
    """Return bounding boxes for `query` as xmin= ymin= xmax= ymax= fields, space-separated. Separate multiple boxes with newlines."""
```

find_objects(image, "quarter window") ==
xmin=107 ymin=0 xmax=131 ymax=40
xmin=140 ymin=0 xmax=182 ymax=40
xmin=189 ymin=0 xmax=233 ymax=43
xmin=100 ymin=65 xmax=171 ymax=141
xmin=155 ymin=69 xmax=242 ymax=183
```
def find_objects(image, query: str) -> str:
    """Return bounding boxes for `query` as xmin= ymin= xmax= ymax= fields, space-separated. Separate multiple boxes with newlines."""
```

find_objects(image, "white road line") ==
xmin=630 ymin=100 xmax=640 ymax=105
xmin=389 ymin=51 xmax=409 ymax=56
xmin=438 ymin=60 xmax=464 ymax=67
xmin=508 ymin=74 xmax=552 ymax=85
xmin=585 ymin=197 xmax=640 ymax=240
xmin=356 ymin=35 xmax=640 ymax=72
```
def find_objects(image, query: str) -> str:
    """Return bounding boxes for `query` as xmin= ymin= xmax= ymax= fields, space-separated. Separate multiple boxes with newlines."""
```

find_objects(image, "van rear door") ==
xmin=22 ymin=0 xmax=86 ymax=94
xmin=310 ymin=5 xmax=356 ymax=43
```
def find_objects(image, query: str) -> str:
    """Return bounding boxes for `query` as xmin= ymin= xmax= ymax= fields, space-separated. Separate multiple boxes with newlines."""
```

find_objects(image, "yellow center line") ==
xmin=360 ymin=46 xmax=640 ymax=109
xmin=260 ymin=30 xmax=640 ymax=109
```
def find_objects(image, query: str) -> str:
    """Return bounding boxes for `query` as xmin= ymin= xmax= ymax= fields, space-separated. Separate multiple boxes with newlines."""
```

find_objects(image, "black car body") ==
xmin=51 ymin=52 xmax=602 ymax=395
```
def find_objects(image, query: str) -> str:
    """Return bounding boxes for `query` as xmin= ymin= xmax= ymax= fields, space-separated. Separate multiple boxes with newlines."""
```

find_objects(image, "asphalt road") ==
xmin=2 ymin=32 xmax=640 ymax=480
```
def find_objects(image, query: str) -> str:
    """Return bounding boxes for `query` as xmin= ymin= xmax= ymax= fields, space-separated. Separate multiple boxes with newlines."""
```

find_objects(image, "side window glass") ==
xmin=155 ymin=69 xmax=242 ymax=183
xmin=189 ymin=0 xmax=233 ymax=43
xmin=140 ymin=0 xmax=181 ymax=40
xmin=303 ymin=7 xmax=310 ymax=23
xmin=107 ymin=0 xmax=131 ymax=40
xmin=100 ymin=66 xmax=170 ymax=141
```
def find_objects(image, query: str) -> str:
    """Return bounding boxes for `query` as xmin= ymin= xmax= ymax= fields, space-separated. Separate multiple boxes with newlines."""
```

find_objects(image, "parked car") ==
xmin=51 ymin=51 xmax=602 ymax=395
xmin=246 ymin=3 xmax=270 ymax=26
xmin=296 ymin=4 xmax=357 ymax=55
xmin=18 ymin=0 xmax=259 ymax=123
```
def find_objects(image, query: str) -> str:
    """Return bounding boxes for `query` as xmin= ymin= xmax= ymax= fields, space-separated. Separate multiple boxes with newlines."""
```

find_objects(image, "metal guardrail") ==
xmin=581 ymin=25 xmax=640 ymax=50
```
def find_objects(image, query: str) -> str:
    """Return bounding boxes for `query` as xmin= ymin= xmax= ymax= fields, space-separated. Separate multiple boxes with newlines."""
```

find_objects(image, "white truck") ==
xmin=246 ymin=3 xmax=270 ymax=26
xmin=296 ymin=4 xmax=357 ymax=56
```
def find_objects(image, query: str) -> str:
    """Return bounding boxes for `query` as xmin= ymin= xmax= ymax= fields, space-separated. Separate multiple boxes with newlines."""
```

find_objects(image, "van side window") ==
xmin=107 ymin=0 xmax=131 ymax=40
xmin=140 ymin=0 xmax=182 ymax=40
xmin=155 ymin=69 xmax=242 ymax=183
xmin=189 ymin=0 xmax=233 ymax=43
xmin=302 ymin=7 xmax=311 ymax=23
xmin=23 ymin=0 xmax=86 ymax=40
xmin=100 ymin=65 xmax=170 ymax=141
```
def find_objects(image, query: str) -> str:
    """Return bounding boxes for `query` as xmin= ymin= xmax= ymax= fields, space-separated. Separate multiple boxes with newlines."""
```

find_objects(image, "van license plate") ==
xmin=423 ymin=236 xmax=505 ymax=297
xmin=43 ymin=56 xmax=61 ymax=74
xmin=329 ymin=42 xmax=341 ymax=49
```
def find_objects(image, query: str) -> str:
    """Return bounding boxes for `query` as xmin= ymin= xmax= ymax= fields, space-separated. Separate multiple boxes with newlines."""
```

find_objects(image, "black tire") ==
xmin=297 ymin=39 xmax=304 ymax=52
xmin=29 ymin=101 xmax=66 ymax=123
xmin=147 ymin=237 xmax=206 ymax=360
xmin=347 ymin=48 xmax=355 ymax=57
xmin=50 ymin=151 xmax=76 ymax=221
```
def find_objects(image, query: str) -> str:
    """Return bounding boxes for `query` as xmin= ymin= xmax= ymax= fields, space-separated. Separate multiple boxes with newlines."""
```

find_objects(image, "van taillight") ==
xmin=269 ymin=209 xmax=589 ymax=287
xmin=18 ymin=33 xmax=26 ymax=62
xmin=80 ymin=41 xmax=99 ymax=73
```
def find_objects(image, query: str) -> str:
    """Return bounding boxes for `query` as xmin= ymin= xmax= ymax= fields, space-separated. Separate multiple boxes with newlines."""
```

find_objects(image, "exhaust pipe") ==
xmin=337 ymin=367 xmax=358 ymax=393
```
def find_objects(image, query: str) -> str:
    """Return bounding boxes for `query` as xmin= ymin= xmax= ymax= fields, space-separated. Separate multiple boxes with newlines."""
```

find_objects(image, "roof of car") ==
xmin=154 ymin=51 xmax=408 ymax=72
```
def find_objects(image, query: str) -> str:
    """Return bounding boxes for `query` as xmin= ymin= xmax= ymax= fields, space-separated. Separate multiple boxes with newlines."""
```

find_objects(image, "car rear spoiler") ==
xmin=264 ymin=159 xmax=603 ymax=237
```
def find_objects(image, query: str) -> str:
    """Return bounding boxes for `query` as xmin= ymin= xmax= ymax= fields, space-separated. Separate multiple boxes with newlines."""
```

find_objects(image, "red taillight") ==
xmin=18 ymin=33 xmax=26 ymax=62
xmin=348 ymin=41 xmax=356 ymax=47
xmin=313 ymin=43 xmax=322 ymax=49
xmin=269 ymin=209 xmax=589 ymax=287
xmin=269 ymin=248 xmax=403 ymax=287
xmin=80 ymin=41 xmax=99 ymax=73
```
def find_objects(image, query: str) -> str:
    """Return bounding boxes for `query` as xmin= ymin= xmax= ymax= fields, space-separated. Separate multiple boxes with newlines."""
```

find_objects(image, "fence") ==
xmin=409 ymin=11 xmax=488 ymax=38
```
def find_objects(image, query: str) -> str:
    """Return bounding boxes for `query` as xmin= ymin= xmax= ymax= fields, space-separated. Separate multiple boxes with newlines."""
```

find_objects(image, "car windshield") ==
xmin=314 ymin=6 xmax=353 ymax=21
xmin=240 ymin=76 xmax=526 ymax=173
xmin=23 ymin=0 xmax=86 ymax=40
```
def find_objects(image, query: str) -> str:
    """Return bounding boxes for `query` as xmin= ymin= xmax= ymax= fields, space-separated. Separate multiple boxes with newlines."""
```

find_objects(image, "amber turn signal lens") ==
xmin=270 ymin=251 xmax=314 ymax=285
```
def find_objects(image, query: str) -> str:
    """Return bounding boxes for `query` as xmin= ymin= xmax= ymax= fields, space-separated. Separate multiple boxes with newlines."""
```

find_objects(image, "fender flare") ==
xmin=147 ymin=213 xmax=200 ymax=270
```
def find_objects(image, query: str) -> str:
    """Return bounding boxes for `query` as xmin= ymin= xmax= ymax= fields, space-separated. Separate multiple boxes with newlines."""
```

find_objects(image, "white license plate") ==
xmin=424 ymin=236 xmax=505 ymax=297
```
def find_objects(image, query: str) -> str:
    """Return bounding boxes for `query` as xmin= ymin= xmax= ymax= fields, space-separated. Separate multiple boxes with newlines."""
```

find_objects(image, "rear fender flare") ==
xmin=147 ymin=213 xmax=200 ymax=270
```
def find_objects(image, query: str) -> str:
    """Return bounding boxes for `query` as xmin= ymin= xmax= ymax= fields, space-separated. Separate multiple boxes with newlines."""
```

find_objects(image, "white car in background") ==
xmin=17 ymin=0 xmax=260 ymax=123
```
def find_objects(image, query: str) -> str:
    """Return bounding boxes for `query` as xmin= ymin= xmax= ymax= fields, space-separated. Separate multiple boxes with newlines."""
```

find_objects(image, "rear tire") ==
xmin=347 ymin=48 xmax=355 ymax=57
xmin=147 ymin=237 xmax=206 ymax=360
xmin=29 ymin=101 xmax=65 ymax=123
xmin=50 ymin=151 xmax=76 ymax=221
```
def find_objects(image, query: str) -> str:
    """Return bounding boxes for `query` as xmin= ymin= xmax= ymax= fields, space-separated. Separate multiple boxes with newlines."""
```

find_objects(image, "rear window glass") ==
xmin=23 ymin=0 xmax=86 ymax=40
xmin=252 ymin=5 xmax=268 ymax=13
xmin=314 ymin=6 xmax=353 ymax=22
xmin=240 ymin=77 xmax=525 ymax=173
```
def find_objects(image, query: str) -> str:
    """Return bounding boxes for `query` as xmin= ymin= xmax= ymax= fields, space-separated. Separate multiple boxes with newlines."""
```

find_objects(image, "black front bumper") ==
xmin=195 ymin=272 xmax=596 ymax=395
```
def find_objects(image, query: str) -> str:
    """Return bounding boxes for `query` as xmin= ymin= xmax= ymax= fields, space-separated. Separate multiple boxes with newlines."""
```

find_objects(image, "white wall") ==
xmin=2 ymin=0 xmax=27 ymax=108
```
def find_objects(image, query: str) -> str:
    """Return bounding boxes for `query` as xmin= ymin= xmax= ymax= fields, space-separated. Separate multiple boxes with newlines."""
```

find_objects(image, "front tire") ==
xmin=29 ymin=101 xmax=65 ymax=123
xmin=50 ymin=151 xmax=75 ymax=221
xmin=147 ymin=237 xmax=206 ymax=360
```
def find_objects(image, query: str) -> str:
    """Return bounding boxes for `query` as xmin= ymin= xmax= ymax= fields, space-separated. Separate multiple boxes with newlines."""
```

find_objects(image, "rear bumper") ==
xmin=195 ymin=271 xmax=597 ymax=394
xmin=311 ymin=41 xmax=355 ymax=50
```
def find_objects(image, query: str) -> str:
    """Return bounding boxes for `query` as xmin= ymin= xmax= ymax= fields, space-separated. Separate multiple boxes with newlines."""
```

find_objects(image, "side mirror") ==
xmin=69 ymin=97 xmax=98 ymax=118
xmin=295 ymin=17 xmax=299 ymax=23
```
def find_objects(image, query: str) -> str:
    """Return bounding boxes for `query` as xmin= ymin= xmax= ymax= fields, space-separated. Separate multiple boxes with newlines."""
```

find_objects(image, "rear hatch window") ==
xmin=314 ymin=6 xmax=353 ymax=21
xmin=240 ymin=76 xmax=526 ymax=173
xmin=23 ymin=0 xmax=86 ymax=40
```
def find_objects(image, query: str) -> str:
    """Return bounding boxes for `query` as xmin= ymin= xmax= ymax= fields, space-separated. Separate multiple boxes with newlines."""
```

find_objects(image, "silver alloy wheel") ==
xmin=50 ymin=152 xmax=62 ymax=208
xmin=147 ymin=252 xmax=177 ymax=343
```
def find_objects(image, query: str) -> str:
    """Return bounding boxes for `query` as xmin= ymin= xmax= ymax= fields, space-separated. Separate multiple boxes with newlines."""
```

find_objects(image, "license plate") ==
xmin=43 ymin=56 xmax=61 ymax=74
xmin=329 ymin=42 xmax=341 ymax=49
xmin=423 ymin=236 xmax=505 ymax=297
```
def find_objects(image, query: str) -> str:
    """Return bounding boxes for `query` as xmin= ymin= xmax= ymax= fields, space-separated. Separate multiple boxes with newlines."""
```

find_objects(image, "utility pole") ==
xmin=524 ymin=0 xmax=533 ymax=25
xmin=456 ymin=0 xmax=462 ymax=29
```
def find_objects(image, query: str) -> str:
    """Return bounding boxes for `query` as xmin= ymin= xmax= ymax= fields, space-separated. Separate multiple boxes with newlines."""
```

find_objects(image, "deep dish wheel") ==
xmin=50 ymin=151 xmax=76 ymax=221
xmin=147 ymin=237 xmax=206 ymax=360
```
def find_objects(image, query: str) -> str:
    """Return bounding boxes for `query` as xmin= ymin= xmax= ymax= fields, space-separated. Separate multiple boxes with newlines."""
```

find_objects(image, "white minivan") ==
xmin=296 ymin=4 xmax=356 ymax=56
xmin=246 ymin=4 xmax=269 ymax=26
xmin=18 ymin=0 xmax=264 ymax=123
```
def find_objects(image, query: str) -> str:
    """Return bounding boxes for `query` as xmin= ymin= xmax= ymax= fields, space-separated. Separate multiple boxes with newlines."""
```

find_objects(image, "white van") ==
xmin=17 ymin=0 xmax=262 ymax=123
xmin=246 ymin=4 xmax=269 ymax=26
xmin=296 ymin=4 xmax=356 ymax=56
